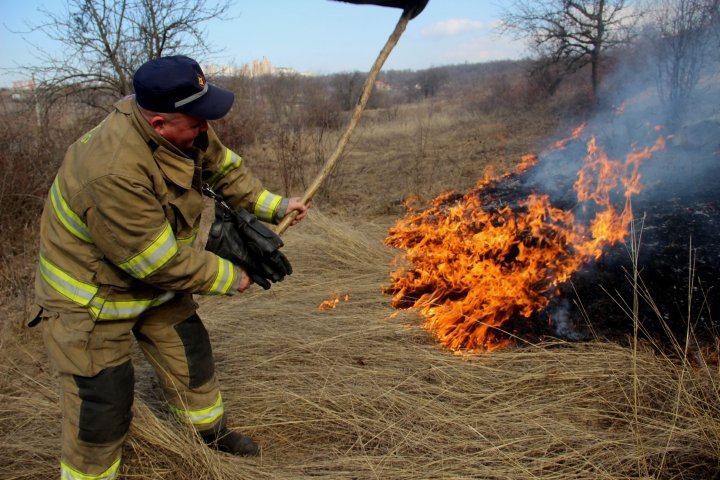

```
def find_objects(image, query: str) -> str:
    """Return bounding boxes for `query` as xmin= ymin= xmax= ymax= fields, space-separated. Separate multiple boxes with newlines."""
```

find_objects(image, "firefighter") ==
xmin=31 ymin=55 xmax=309 ymax=479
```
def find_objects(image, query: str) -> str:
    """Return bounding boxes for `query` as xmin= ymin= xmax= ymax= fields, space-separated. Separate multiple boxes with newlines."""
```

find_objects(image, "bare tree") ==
xmin=415 ymin=67 xmax=448 ymax=99
xmin=331 ymin=72 xmax=365 ymax=111
xmin=15 ymin=0 xmax=232 ymax=108
xmin=501 ymin=0 xmax=637 ymax=101
xmin=259 ymin=72 xmax=304 ymax=125
xmin=650 ymin=0 xmax=719 ymax=127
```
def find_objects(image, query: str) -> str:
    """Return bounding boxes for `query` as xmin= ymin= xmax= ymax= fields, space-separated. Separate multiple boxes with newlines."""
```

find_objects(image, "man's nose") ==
xmin=199 ymin=120 xmax=209 ymax=132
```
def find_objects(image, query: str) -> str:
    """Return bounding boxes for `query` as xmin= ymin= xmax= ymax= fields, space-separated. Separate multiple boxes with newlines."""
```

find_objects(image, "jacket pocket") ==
xmin=43 ymin=309 xmax=98 ymax=376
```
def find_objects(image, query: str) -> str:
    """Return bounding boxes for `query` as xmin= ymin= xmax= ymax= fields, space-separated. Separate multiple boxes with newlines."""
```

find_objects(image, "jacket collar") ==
xmin=115 ymin=98 xmax=199 ymax=190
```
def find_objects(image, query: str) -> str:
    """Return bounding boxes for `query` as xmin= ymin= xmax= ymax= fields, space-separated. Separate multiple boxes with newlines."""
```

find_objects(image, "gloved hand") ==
xmin=205 ymin=204 xmax=292 ymax=290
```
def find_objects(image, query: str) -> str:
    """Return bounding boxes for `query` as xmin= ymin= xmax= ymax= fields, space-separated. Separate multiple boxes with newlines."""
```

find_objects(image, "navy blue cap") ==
xmin=133 ymin=55 xmax=234 ymax=120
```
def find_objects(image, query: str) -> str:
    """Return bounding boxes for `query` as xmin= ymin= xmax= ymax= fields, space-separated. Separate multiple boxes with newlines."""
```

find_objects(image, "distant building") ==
xmin=275 ymin=66 xmax=302 ymax=76
xmin=202 ymin=58 xmax=311 ymax=79
xmin=242 ymin=57 xmax=274 ymax=77
xmin=7 ymin=79 xmax=37 ymax=101
xmin=12 ymin=79 xmax=36 ymax=90
xmin=375 ymin=80 xmax=392 ymax=91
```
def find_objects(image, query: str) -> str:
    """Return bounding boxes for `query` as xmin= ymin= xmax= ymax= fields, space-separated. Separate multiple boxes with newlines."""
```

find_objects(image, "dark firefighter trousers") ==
xmin=40 ymin=293 xmax=227 ymax=479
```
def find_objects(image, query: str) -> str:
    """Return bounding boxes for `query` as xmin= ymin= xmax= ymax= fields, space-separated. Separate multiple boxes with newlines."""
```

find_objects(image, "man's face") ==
xmin=152 ymin=112 xmax=208 ymax=150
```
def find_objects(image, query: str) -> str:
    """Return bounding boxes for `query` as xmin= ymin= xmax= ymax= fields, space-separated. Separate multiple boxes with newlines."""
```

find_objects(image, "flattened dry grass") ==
xmin=2 ymin=210 xmax=720 ymax=479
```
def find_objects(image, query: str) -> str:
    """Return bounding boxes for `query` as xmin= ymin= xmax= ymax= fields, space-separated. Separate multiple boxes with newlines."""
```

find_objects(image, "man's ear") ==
xmin=149 ymin=114 xmax=166 ymax=133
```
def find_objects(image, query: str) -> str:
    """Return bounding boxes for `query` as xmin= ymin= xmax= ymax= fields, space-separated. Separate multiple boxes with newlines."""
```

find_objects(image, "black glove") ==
xmin=205 ymin=203 xmax=292 ymax=290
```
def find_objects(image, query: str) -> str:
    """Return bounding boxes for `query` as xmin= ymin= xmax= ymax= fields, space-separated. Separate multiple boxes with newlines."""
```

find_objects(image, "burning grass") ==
xmin=384 ymin=122 xmax=670 ymax=352
xmin=2 ymin=211 xmax=720 ymax=479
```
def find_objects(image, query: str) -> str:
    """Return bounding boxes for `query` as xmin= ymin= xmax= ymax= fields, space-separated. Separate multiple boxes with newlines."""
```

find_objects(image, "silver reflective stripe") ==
xmin=254 ymin=190 xmax=282 ymax=222
xmin=208 ymin=257 xmax=235 ymax=295
xmin=174 ymin=84 xmax=208 ymax=107
xmin=89 ymin=291 xmax=175 ymax=320
xmin=38 ymin=254 xmax=98 ymax=306
xmin=40 ymin=253 xmax=175 ymax=319
xmin=170 ymin=392 xmax=224 ymax=426
xmin=50 ymin=176 xmax=92 ymax=243
xmin=60 ymin=457 xmax=121 ymax=480
xmin=118 ymin=223 xmax=178 ymax=279
xmin=207 ymin=148 xmax=242 ymax=188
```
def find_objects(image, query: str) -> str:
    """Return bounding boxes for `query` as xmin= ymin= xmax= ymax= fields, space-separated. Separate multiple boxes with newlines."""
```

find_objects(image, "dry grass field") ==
xmin=1 ymin=89 xmax=719 ymax=479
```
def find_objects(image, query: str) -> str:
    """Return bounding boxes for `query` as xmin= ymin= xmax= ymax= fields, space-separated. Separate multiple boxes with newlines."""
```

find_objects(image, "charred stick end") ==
xmin=330 ymin=0 xmax=429 ymax=19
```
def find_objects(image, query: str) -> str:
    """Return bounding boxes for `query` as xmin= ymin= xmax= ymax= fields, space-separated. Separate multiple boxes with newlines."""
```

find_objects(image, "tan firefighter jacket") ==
xmin=34 ymin=98 xmax=288 ymax=320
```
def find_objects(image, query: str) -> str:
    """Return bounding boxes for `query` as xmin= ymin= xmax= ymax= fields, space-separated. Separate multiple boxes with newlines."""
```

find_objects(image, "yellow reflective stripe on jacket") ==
xmin=89 ymin=291 xmax=175 ymax=320
xmin=208 ymin=258 xmax=235 ymax=295
xmin=60 ymin=456 xmax=120 ymax=480
xmin=118 ymin=223 xmax=178 ymax=279
xmin=51 ymin=176 xmax=193 ymax=268
xmin=39 ymin=254 xmax=98 ymax=306
xmin=254 ymin=190 xmax=282 ymax=222
xmin=170 ymin=392 xmax=224 ymax=426
xmin=79 ymin=119 xmax=106 ymax=145
xmin=177 ymin=228 xmax=198 ymax=246
xmin=50 ymin=176 xmax=92 ymax=243
xmin=206 ymin=148 xmax=243 ymax=188
xmin=39 ymin=253 xmax=175 ymax=319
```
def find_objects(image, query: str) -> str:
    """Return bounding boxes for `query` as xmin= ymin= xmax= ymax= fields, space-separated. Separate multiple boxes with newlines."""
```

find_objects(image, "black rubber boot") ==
xmin=202 ymin=428 xmax=260 ymax=456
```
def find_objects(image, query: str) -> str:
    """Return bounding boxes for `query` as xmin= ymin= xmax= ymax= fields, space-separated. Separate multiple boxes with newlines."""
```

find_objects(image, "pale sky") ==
xmin=0 ymin=0 xmax=528 ymax=87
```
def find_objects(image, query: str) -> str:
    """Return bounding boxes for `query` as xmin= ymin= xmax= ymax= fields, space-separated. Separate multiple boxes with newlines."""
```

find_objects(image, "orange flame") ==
xmin=552 ymin=123 xmax=587 ymax=150
xmin=385 ymin=128 xmax=667 ymax=352
xmin=319 ymin=293 xmax=350 ymax=311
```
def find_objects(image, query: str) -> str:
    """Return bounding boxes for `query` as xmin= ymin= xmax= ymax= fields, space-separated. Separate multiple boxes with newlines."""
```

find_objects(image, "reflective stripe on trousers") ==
xmin=169 ymin=392 xmax=224 ymax=427
xmin=60 ymin=457 xmax=121 ymax=480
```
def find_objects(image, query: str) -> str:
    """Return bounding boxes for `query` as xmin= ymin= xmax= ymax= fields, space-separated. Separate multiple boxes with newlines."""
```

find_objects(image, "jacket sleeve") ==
xmin=201 ymin=127 xmax=289 ymax=224
xmin=82 ymin=174 xmax=240 ymax=295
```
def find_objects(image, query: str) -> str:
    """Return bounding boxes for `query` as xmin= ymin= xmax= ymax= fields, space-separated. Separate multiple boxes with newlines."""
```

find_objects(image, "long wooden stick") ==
xmin=275 ymin=9 xmax=412 ymax=235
